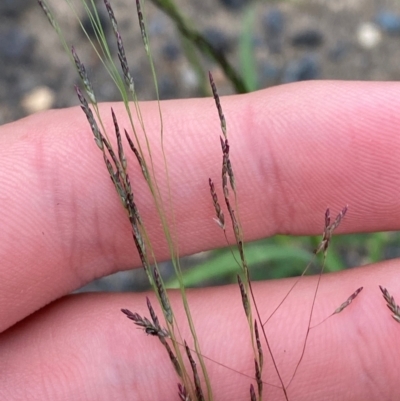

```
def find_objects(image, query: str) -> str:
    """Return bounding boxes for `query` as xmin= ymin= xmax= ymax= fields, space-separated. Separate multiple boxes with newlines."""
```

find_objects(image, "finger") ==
xmin=2 ymin=80 xmax=400 ymax=331
xmin=1 ymin=261 xmax=399 ymax=400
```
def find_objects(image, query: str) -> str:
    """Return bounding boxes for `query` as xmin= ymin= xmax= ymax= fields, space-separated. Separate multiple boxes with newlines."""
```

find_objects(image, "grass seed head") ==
xmin=250 ymin=384 xmax=256 ymax=401
xmin=379 ymin=286 xmax=400 ymax=323
xmin=334 ymin=287 xmax=363 ymax=315
xmin=178 ymin=383 xmax=191 ymax=401
xmin=238 ymin=274 xmax=250 ymax=318
xmin=71 ymin=46 xmax=96 ymax=104
xmin=74 ymin=86 xmax=103 ymax=150
xmin=209 ymin=71 xmax=226 ymax=138
xmin=153 ymin=267 xmax=173 ymax=324
xmin=185 ymin=341 xmax=205 ymax=401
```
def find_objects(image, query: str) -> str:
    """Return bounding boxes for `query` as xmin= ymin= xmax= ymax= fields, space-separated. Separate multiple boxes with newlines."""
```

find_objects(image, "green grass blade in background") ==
xmin=166 ymin=240 xmax=313 ymax=288
xmin=239 ymin=6 xmax=257 ymax=92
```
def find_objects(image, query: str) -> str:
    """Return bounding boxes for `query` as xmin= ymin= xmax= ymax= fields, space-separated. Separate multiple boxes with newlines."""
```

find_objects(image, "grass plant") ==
xmin=37 ymin=1 xmax=388 ymax=400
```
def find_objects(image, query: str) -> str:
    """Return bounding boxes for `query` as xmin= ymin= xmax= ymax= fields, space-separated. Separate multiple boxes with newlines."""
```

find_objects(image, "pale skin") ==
xmin=1 ymin=80 xmax=400 ymax=400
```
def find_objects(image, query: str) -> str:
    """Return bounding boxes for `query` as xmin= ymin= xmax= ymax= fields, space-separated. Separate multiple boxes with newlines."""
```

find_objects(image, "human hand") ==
xmin=1 ymin=81 xmax=400 ymax=400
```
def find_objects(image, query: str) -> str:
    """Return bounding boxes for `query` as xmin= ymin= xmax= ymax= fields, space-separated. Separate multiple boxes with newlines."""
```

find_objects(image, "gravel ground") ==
xmin=3 ymin=0 xmax=400 ymax=124
xmin=2 ymin=0 xmax=400 ymax=291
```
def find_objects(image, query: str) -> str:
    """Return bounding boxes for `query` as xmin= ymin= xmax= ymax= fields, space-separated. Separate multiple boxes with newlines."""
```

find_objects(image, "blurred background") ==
xmin=2 ymin=0 xmax=400 ymax=291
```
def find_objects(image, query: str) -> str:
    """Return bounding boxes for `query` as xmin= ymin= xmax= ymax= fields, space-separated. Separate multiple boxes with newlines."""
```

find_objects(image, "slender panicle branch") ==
xmin=288 ymin=207 xmax=348 ymax=387
xmin=311 ymin=287 xmax=364 ymax=329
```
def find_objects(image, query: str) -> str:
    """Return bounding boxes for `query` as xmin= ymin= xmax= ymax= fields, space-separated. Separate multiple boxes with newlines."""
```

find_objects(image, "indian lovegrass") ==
xmin=37 ymin=1 xmax=392 ymax=400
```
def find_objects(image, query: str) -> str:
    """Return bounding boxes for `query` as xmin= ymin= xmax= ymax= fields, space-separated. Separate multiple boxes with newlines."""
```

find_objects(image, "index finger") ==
xmin=1 ymin=80 xmax=400 ymax=331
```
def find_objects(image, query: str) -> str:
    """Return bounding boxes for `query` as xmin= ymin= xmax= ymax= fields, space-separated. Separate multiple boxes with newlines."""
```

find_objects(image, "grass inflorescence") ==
xmin=37 ymin=1 xmax=382 ymax=400
xmin=38 ymin=0 xmax=214 ymax=399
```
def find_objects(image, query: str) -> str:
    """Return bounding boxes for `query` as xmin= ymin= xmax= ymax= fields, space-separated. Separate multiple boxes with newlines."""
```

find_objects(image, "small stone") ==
xmin=375 ymin=11 xmax=400 ymax=35
xmin=162 ymin=42 xmax=181 ymax=61
xmin=282 ymin=54 xmax=320 ymax=83
xmin=263 ymin=8 xmax=285 ymax=36
xmin=357 ymin=22 xmax=382 ymax=49
xmin=219 ymin=0 xmax=250 ymax=11
xmin=147 ymin=13 xmax=169 ymax=37
xmin=21 ymin=86 xmax=55 ymax=114
xmin=0 ymin=27 xmax=34 ymax=62
xmin=0 ymin=0 xmax=32 ymax=18
xmin=202 ymin=28 xmax=233 ymax=54
xmin=328 ymin=40 xmax=349 ymax=62
xmin=180 ymin=66 xmax=199 ymax=90
xmin=291 ymin=28 xmax=323 ymax=48
xmin=262 ymin=8 xmax=285 ymax=53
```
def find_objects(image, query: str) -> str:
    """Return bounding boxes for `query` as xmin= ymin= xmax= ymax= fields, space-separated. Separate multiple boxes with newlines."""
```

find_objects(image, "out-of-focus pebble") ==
xmin=0 ymin=27 xmax=34 ymax=62
xmin=291 ymin=28 xmax=324 ymax=47
xmin=260 ymin=62 xmax=280 ymax=84
xmin=162 ymin=41 xmax=181 ymax=61
xmin=262 ymin=8 xmax=284 ymax=53
xmin=21 ymin=86 xmax=55 ymax=114
xmin=263 ymin=8 xmax=285 ymax=36
xmin=375 ymin=11 xmax=400 ymax=35
xmin=147 ymin=13 xmax=169 ymax=37
xmin=219 ymin=0 xmax=250 ymax=11
xmin=282 ymin=54 xmax=320 ymax=83
xmin=0 ymin=0 xmax=32 ymax=18
xmin=357 ymin=22 xmax=382 ymax=49
xmin=328 ymin=40 xmax=349 ymax=62
xmin=202 ymin=28 xmax=233 ymax=54
xmin=181 ymin=66 xmax=199 ymax=90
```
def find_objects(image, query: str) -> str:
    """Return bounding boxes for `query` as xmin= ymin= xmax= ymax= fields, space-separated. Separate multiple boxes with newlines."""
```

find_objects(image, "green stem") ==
xmin=149 ymin=0 xmax=247 ymax=94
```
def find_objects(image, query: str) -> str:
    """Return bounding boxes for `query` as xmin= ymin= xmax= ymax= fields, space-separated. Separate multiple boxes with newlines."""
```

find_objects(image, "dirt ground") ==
xmin=2 ymin=0 xmax=400 ymax=124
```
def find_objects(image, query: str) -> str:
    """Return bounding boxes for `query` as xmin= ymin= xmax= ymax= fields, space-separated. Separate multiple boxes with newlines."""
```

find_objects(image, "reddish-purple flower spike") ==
xmin=379 ymin=286 xmax=400 ymax=323
xmin=250 ymin=384 xmax=256 ymax=401
xmin=332 ymin=205 xmax=348 ymax=231
xmin=220 ymin=136 xmax=229 ymax=156
xmin=71 ymin=46 xmax=96 ymax=103
xmin=37 ymin=0 xmax=57 ymax=30
xmin=74 ymin=85 xmax=103 ymax=150
xmin=136 ymin=0 xmax=148 ymax=48
xmin=209 ymin=71 xmax=226 ymax=137
xmin=315 ymin=205 xmax=348 ymax=255
xmin=334 ymin=287 xmax=363 ymax=314
xmin=325 ymin=208 xmax=330 ymax=230
xmin=178 ymin=384 xmax=189 ymax=401
xmin=209 ymin=178 xmax=225 ymax=229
